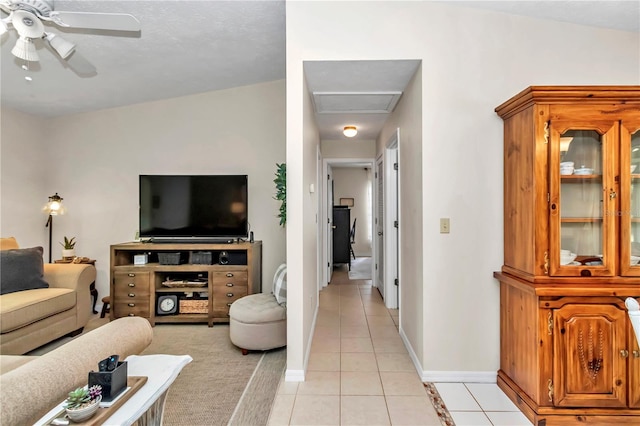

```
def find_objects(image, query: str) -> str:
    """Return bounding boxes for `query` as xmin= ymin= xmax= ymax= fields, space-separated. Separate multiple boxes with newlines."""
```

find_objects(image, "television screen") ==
xmin=139 ymin=175 xmax=248 ymax=240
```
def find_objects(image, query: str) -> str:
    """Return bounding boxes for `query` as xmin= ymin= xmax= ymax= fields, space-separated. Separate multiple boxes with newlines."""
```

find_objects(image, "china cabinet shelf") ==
xmin=560 ymin=174 xmax=601 ymax=181
xmin=560 ymin=217 xmax=602 ymax=223
xmin=494 ymin=86 xmax=640 ymax=425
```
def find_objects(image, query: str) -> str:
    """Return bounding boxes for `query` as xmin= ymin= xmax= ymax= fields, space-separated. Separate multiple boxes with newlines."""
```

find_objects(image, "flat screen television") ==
xmin=139 ymin=175 xmax=248 ymax=241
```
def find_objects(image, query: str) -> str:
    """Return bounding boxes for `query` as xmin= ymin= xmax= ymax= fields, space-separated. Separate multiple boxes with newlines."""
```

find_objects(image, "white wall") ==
xmin=0 ymin=109 xmax=50 ymax=248
xmin=321 ymin=139 xmax=376 ymax=158
xmin=286 ymin=0 xmax=640 ymax=380
xmin=1 ymin=80 xmax=286 ymax=303
xmin=332 ymin=167 xmax=373 ymax=256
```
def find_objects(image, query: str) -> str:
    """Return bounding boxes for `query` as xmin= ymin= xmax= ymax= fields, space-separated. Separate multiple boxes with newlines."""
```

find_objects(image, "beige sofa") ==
xmin=0 ymin=316 xmax=153 ymax=425
xmin=0 ymin=237 xmax=95 ymax=354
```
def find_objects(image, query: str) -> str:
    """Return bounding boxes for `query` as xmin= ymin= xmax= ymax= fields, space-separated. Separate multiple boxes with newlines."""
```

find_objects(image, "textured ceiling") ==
xmin=1 ymin=0 xmax=638 ymax=141
xmin=0 ymin=0 xmax=286 ymax=117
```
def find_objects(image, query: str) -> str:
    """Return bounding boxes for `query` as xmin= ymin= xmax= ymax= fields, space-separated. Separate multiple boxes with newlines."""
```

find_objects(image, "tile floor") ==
xmin=268 ymin=262 xmax=532 ymax=426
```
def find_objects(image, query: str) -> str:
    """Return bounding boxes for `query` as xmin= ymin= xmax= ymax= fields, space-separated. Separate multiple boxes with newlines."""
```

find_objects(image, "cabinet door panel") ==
xmin=553 ymin=304 xmax=627 ymax=407
xmin=621 ymin=122 xmax=640 ymax=276
xmin=549 ymin=121 xmax=617 ymax=277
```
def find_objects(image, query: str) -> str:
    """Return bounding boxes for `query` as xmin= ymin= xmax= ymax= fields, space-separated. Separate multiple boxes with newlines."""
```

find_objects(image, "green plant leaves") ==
xmin=274 ymin=163 xmax=286 ymax=226
xmin=60 ymin=236 xmax=76 ymax=249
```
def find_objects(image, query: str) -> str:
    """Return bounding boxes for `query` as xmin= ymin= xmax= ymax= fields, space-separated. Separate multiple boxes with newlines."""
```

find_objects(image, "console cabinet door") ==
xmin=553 ymin=304 xmax=627 ymax=408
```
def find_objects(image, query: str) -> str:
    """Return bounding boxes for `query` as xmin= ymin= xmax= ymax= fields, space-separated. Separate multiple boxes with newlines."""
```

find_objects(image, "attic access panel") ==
xmin=312 ymin=91 xmax=402 ymax=114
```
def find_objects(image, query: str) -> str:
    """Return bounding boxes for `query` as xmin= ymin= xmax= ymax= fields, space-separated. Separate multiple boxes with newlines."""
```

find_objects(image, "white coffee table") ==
xmin=34 ymin=354 xmax=192 ymax=426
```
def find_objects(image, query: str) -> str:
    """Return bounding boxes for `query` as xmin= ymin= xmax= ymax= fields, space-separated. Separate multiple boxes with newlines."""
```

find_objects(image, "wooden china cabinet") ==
xmin=494 ymin=86 xmax=640 ymax=425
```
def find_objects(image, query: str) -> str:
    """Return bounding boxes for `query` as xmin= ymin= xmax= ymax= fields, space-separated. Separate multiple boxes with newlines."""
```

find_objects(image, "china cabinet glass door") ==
xmin=621 ymin=122 xmax=640 ymax=276
xmin=549 ymin=121 xmax=616 ymax=277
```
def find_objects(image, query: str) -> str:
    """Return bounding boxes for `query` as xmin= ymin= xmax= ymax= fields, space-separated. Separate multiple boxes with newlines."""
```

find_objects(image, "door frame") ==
xmin=383 ymin=129 xmax=399 ymax=309
xmin=321 ymin=157 xmax=375 ymax=287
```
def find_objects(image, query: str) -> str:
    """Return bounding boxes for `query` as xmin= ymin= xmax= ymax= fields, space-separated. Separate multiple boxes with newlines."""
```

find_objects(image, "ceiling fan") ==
xmin=0 ymin=0 xmax=140 ymax=73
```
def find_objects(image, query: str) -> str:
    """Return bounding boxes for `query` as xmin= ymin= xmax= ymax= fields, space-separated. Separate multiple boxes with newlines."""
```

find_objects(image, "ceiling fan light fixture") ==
xmin=0 ymin=19 xmax=7 ymax=36
xmin=11 ymin=36 xmax=39 ymax=61
xmin=45 ymin=33 xmax=76 ymax=59
xmin=343 ymin=126 xmax=358 ymax=138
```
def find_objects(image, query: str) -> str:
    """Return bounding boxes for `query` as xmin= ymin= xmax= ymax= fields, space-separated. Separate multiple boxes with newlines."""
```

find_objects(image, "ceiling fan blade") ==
xmin=49 ymin=11 xmax=140 ymax=31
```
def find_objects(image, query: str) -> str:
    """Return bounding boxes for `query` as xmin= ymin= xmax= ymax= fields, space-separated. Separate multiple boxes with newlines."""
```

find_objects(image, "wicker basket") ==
xmin=189 ymin=251 xmax=213 ymax=265
xmin=158 ymin=252 xmax=182 ymax=265
xmin=179 ymin=299 xmax=208 ymax=314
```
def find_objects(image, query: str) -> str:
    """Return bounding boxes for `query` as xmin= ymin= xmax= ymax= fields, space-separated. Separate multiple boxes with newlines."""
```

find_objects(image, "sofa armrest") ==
xmin=0 ymin=317 xmax=153 ymax=426
xmin=43 ymin=263 xmax=96 ymax=290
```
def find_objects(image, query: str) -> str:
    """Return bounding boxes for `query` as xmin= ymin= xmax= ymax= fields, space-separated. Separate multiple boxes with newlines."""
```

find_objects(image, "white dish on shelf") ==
xmin=631 ymin=256 xmax=640 ymax=266
xmin=567 ymin=261 xmax=581 ymax=266
xmin=632 ymin=165 xmax=638 ymax=173
xmin=573 ymin=168 xmax=594 ymax=175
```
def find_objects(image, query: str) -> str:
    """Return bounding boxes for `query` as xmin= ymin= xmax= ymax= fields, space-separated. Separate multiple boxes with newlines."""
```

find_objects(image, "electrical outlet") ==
xmin=440 ymin=218 xmax=450 ymax=234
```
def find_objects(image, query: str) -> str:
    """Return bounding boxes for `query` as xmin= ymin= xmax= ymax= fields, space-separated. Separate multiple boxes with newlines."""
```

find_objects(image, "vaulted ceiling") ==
xmin=1 ymin=1 xmax=637 ymax=140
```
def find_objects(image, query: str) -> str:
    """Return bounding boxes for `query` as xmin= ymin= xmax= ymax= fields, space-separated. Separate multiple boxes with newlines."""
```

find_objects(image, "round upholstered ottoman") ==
xmin=229 ymin=293 xmax=287 ymax=355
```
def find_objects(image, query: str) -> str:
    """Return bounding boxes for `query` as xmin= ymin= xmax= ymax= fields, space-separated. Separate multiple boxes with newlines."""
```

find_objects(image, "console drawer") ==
xmin=213 ymin=285 xmax=247 ymax=318
xmin=112 ymin=302 xmax=150 ymax=318
xmin=211 ymin=271 xmax=247 ymax=287
xmin=114 ymin=271 xmax=151 ymax=291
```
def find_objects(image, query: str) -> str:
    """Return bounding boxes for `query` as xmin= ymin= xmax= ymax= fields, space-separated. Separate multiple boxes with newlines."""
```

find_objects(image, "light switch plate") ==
xmin=440 ymin=218 xmax=450 ymax=234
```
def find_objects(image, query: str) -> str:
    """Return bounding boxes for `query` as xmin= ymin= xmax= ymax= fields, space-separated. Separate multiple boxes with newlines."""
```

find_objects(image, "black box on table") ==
xmin=88 ymin=361 xmax=127 ymax=402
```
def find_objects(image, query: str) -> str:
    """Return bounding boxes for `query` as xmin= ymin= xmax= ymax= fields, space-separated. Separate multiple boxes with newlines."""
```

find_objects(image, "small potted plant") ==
xmin=60 ymin=236 xmax=76 ymax=259
xmin=64 ymin=385 xmax=102 ymax=422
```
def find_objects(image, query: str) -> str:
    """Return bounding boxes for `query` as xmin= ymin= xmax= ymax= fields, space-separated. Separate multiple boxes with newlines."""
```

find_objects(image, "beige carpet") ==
xmin=29 ymin=316 xmax=286 ymax=426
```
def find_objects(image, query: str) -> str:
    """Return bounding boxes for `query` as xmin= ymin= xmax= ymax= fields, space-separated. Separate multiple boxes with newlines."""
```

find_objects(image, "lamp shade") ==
xmin=43 ymin=193 xmax=66 ymax=216
xmin=11 ymin=36 xmax=39 ymax=61
xmin=45 ymin=33 xmax=76 ymax=59
xmin=343 ymin=126 xmax=357 ymax=138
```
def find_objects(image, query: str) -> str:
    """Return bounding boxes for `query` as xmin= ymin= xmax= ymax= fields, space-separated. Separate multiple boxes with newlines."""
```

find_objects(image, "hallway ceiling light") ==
xmin=343 ymin=126 xmax=357 ymax=138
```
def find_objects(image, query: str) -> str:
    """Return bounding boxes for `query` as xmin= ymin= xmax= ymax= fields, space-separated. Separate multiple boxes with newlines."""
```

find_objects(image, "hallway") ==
xmin=268 ymin=263 xmax=531 ymax=425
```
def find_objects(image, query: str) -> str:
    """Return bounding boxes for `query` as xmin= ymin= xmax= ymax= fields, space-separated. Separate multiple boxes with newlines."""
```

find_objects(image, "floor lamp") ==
xmin=43 ymin=193 xmax=66 ymax=263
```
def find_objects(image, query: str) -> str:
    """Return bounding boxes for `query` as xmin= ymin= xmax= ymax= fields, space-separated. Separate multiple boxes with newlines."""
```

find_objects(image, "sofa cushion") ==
xmin=0 ymin=247 xmax=49 ymax=295
xmin=0 ymin=288 xmax=76 ymax=333
xmin=272 ymin=263 xmax=287 ymax=306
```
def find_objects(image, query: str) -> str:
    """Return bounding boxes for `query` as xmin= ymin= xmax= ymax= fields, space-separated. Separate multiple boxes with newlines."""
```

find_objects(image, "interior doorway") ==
xmin=321 ymin=158 xmax=375 ymax=287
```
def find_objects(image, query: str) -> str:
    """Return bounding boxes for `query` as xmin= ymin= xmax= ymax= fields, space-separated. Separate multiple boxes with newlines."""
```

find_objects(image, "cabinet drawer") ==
xmin=213 ymin=285 xmax=247 ymax=303
xmin=113 ymin=287 xmax=150 ymax=302
xmin=113 ymin=302 xmax=150 ymax=318
xmin=213 ymin=285 xmax=247 ymax=317
xmin=114 ymin=271 xmax=151 ymax=290
xmin=211 ymin=271 xmax=248 ymax=287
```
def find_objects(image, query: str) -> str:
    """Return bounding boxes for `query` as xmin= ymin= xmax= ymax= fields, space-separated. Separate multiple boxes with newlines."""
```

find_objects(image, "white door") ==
xmin=384 ymin=129 xmax=399 ymax=309
xmin=375 ymin=156 xmax=385 ymax=298
xmin=327 ymin=165 xmax=334 ymax=283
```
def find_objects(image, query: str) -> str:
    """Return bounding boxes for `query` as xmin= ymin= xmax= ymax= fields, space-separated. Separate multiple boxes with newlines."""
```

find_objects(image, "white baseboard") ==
xmin=285 ymin=299 xmax=319 ymax=383
xmin=399 ymin=328 xmax=497 ymax=384
xmin=423 ymin=371 xmax=497 ymax=383
xmin=285 ymin=369 xmax=305 ymax=382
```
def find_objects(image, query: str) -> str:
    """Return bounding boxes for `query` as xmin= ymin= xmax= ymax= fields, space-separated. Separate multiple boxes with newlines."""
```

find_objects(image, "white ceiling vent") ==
xmin=312 ymin=91 xmax=402 ymax=114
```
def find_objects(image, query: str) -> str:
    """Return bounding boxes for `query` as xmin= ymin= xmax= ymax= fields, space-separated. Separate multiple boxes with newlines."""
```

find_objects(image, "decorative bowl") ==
xmin=573 ymin=168 xmax=594 ymax=175
xmin=560 ymin=168 xmax=574 ymax=175
xmin=65 ymin=396 xmax=101 ymax=422
xmin=631 ymin=256 xmax=640 ymax=266
xmin=560 ymin=161 xmax=574 ymax=167
xmin=560 ymin=253 xmax=577 ymax=265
